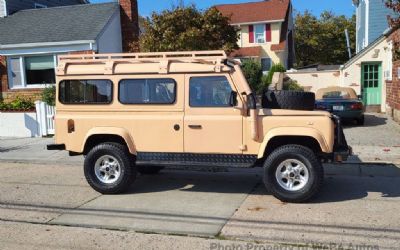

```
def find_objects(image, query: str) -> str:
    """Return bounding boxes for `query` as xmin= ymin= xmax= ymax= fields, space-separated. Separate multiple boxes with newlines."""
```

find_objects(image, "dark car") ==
xmin=315 ymin=86 xmax=365 ymax=125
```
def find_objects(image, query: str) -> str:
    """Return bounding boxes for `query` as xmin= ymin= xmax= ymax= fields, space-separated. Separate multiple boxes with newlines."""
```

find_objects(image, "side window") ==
xmin=119 ymin=78 xmax=176 ymax=104
xmin=59 ymin=80 xmax=112 ymax=104
xmin=189 ymin=76 xmax=233 ymax=107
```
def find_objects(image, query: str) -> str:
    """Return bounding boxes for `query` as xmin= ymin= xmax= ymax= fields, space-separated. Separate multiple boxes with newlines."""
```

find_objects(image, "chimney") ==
xmin=119 ymin=0 xmax=139 ymax=52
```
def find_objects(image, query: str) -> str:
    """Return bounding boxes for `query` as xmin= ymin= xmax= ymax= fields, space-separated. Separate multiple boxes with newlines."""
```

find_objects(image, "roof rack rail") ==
xmin=57 ymin=50 xmax=236 ymax=75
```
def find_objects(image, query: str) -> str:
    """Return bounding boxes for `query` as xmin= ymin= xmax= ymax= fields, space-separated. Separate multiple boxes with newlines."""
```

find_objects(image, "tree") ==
xmin=385 ymin=0 xmax=400 ymax=27
xmin=241 ymin=60 xmax=263 ymax=94
xmin=140 ymin=5 xmax=239 ymax=52
xmin=295 ymin=11 xmax=356 ymax=67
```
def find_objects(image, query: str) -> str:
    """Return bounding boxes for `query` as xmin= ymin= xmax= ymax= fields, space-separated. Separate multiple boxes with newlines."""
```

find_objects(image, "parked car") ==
xmin=315 ymin=87 xmax=365 ymax=125
xmin=47 ymin=51 xmax=351 ymax=203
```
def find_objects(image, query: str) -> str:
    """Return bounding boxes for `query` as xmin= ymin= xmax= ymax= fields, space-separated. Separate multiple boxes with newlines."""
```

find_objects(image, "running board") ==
xmin=136 ymin=152 xmax=258 ymax=168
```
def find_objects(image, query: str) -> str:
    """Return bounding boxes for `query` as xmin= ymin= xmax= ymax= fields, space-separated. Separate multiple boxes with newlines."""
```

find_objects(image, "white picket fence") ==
xmin=35 ymin=101 xmax=55 ymax=136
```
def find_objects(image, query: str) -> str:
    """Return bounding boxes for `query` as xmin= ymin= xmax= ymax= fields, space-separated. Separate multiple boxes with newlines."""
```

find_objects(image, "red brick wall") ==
xmin=388 ymin=29 xmax=400 ymax=111
xmin=119 ymin=0 xmax=139 ymax=52
xmin=0 ymin=56 xmax=8 ymax=99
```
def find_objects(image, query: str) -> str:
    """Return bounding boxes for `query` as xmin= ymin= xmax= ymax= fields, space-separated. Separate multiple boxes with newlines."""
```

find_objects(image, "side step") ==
xmin=136 ymin=152 xmax=258 ymax=168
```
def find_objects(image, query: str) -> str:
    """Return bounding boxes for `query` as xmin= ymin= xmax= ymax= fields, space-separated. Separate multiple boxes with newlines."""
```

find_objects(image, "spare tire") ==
xmin=262 ymin=91 xmax=315 ymax=111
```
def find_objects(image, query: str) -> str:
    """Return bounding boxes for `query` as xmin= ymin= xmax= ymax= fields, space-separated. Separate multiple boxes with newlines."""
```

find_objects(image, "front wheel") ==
xmin=263 ymin=145 xmax=324 ymax=203
xmin=84 ymin=143 xmax=136 ymax=194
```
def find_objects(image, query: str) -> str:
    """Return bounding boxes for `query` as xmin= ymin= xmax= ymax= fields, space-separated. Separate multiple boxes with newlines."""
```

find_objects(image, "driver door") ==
xmin=184 ymin=74 xmax=243 ymax=154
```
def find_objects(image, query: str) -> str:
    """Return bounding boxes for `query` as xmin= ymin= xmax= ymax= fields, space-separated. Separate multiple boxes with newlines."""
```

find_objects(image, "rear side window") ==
xmin=59 ymin=80 xmax=112 ymax=104
xmin=119 ymin=78 xmax=176 ymax=104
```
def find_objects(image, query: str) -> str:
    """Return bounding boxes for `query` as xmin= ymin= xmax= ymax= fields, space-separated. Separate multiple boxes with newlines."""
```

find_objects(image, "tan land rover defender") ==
xmin=47 ymin=51 xmax=351 ymax=203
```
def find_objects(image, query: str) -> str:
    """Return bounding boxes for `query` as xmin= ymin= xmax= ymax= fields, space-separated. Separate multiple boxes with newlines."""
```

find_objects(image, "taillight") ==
xmin=350 ymin=103 xmax=363 ymax=110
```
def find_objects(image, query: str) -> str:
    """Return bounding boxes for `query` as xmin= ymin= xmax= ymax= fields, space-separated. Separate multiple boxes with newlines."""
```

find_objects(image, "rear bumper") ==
xmin=47 ymin=144 xmax=66 ymax=151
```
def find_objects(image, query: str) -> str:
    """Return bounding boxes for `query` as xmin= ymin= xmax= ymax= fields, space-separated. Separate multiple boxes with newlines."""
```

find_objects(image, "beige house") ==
xmin=287 ymin=34 xmax=392 ymax=113
xmin=216 ymin=0 xmax=295 ymax=72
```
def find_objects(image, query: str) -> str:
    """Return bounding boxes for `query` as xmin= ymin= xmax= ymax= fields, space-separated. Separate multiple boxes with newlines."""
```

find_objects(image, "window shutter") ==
xmin=265 ymin=24 xmax=271 ymax=42
xmin=249 ymin=25 xmax=254 ymax=43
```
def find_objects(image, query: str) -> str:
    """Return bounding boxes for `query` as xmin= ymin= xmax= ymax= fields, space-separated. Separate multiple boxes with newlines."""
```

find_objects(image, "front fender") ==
xmin=257 ymin=127 xmax=330 ymax=158
xmin=83 ymin=127 xmax=137 ymax=155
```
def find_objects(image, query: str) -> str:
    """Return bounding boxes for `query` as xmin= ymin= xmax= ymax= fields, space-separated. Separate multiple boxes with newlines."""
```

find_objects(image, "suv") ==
xmin=48 ymin=51 xmax=351 ymax=203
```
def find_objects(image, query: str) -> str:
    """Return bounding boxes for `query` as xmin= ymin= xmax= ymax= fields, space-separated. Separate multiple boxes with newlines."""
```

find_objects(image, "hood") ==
xmin=259 ymin=109 xmax=331 ymax=117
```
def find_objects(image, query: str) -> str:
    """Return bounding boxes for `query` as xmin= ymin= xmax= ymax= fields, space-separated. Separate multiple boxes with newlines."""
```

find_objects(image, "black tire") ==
xmin=138 ymin=165 xmax=164 ymax=175
xmin=356 ymin=116 xmax=365 ymax=126
xmin=263 ymin=145 xmax=324 ymax=203
xmin=262 ymin=90 xmax=315 ymax=111
xmin=84 ymin=143 xmax=136 ymax=194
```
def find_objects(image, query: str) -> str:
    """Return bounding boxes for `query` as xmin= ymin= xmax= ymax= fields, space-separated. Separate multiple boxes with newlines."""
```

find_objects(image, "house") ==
xmin=216 ymin=0 xmax=295 ymax=72
xmin=340 ymin=34 xmax=392 ymax=113
xmin=353 ymin=0 xmax=396 ymax=53
xmin=0 ymin=0 xmax=139 ymax=102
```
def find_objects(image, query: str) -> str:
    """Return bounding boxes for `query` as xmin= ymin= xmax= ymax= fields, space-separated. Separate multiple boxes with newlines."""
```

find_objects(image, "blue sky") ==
xmin=91 ymin=0 xmax=355 ymax=17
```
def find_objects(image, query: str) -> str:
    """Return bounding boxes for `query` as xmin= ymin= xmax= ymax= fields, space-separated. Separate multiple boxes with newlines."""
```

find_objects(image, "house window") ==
xmin=254 ymin=24 xmax=265 ymax=44
xmin=34 ymin=3 xmax=47 ymax=8
xmin=25 ymin=56 xmax=55 ymax=85
xmin=261 ymin=58 xmax=272 ymax=72
xmin=7 ymin=55 xmax=56 ymax=89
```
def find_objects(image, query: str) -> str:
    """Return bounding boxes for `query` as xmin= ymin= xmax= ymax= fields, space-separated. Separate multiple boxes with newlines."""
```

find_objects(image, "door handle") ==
xmin=188 ymin=125 xmax=202 ymax=129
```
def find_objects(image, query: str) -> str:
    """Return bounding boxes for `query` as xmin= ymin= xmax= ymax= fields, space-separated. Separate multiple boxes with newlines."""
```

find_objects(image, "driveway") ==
xmin=343 ymin=113 xmax=400 ymax=164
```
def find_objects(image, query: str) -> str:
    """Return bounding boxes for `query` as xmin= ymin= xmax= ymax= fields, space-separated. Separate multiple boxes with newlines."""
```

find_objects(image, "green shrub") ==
xmin=265 ymin=63 xmax=286 ymax=86
xmin=283 ymin=79 xmax=304 ymax=91
xmin=42 ymin=86 xmax=56 ymax=106
xmin=241 ymin=59 xmax=263 ymax=94
xmin=0 ymin=96 xmax=35 ymax=111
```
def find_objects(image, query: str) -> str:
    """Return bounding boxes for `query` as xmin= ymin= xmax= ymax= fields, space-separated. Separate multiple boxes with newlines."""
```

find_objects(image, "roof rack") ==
xmin=57 ymin=50 xmax=236 ymax=75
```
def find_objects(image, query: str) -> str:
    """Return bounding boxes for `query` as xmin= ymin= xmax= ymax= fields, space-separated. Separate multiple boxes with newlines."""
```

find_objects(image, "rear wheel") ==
xmin=84 ymin=143 xmax=136 ymax=194
xmin=263 ymin=145 xmax=324 ymax=203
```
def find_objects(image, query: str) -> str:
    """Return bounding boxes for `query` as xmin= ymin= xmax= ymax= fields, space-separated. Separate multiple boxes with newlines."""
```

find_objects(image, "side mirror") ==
xmin=357 ymin=95 xmax=362 ymax=99
xmin=229 ymin=91 xmax=238 ymax=107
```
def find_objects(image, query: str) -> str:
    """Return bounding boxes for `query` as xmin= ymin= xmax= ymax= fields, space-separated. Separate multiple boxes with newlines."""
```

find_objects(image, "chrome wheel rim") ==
xmin=94 ymin=155 xmax=121 ymax=184
xmin=275 ymin=159 xmax=309 ymax=191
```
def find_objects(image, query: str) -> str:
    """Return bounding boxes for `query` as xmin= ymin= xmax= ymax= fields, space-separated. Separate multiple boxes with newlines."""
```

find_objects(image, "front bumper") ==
xmin=331 ymin=115 xmax=352 ymax=162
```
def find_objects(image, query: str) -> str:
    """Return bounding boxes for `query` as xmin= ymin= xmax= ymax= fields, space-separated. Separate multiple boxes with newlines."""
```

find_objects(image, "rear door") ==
xmin=183 ymin=74 xmax=243 ymax=154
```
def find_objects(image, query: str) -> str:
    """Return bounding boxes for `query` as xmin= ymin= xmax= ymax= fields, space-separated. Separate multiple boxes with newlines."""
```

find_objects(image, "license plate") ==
xmin=333 ymin=105 xmax=344 ymax=111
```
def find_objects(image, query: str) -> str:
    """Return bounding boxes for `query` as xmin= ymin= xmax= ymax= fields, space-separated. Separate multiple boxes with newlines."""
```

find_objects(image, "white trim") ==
xmin=231 ymin=19 xmax=284 ymax=26
xmin=34 ymin=3 xmax=47 ymax=8
xmin=1 ymin=0 xmax=6 ymax=17
xmin=0 ymin=43 xmax=97 ymax=56
xmin=0 ymin=40 xmax=96 ymax=49
xmin=365 ymin=0 xmax=369 ymax=48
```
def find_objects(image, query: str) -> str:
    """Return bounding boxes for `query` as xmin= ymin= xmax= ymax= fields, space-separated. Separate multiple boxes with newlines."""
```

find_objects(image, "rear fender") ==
xmin=83 ymin=127 xmax=137 ymax=155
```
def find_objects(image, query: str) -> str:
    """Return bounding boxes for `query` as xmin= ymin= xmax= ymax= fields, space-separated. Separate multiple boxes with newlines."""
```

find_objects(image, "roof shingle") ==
xmin=0 ymin=2 xmax=119 ymax=46
xmin=215 ymin=0 xmax=290 ymax=24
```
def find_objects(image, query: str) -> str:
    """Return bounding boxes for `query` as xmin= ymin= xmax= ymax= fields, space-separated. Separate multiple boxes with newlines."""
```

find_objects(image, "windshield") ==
xmin=322 ymin=91 xmax=352 ymax=99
